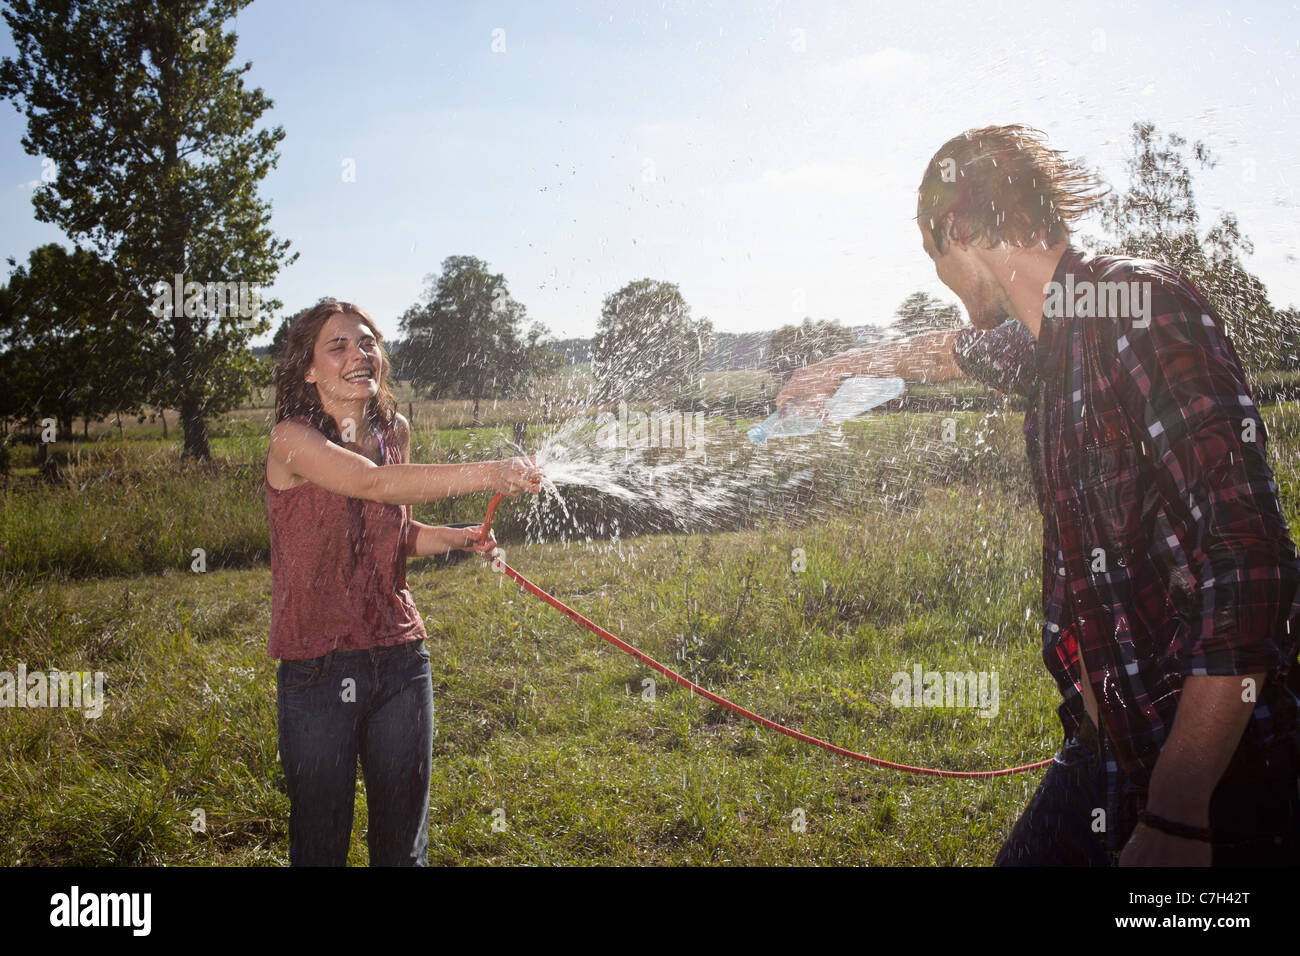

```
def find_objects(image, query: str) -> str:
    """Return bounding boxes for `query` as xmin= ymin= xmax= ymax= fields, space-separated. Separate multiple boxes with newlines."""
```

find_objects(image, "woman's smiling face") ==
xmin=306 ymin=312 xmax=382 ymax=402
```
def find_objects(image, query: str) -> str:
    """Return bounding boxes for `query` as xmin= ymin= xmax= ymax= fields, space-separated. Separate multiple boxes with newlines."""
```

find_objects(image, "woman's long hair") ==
xmin=272 ymin=300 xmax=399 ymax=446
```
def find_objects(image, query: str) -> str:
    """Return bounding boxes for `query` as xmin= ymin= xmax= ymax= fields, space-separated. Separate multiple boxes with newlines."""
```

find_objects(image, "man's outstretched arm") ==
xmin=773 ymin=328 xmax=966 ymax=409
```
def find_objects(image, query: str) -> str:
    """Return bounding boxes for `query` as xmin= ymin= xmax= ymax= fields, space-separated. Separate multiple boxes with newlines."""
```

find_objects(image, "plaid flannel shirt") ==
xmin=953 ymin=245 xmax=1300 ymax=850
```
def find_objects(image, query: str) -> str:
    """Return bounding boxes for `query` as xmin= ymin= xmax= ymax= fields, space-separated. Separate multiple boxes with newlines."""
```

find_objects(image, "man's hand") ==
xmin=1119 ymin=823 xmax=1211 ymax=867
xmin=771 ymin=329 xmax=968 ymax=411
xmin=773 ymin=356 xmax=854 ymax=410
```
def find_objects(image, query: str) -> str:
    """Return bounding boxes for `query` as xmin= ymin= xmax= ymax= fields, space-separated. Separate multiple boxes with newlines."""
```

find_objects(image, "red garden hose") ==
xmin=476 ymin=493 xmax=1052 ymax=779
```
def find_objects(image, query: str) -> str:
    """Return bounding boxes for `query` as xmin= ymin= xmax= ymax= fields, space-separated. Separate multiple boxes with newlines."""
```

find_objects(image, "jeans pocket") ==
xmin=408 ymin=639 xmax=431 ymax=663
xmin=278 ymin=655 xmax=329 ymax=691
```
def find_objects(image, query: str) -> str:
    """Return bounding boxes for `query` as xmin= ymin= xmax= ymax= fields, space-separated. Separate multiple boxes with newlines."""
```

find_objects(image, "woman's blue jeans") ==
xmin=276 ymin=639 xmax=434 ymax=866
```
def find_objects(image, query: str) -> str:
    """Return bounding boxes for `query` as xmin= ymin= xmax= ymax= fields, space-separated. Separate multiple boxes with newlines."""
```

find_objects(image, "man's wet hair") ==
xmin=917 ymin=125 xmax=1110 ymax=254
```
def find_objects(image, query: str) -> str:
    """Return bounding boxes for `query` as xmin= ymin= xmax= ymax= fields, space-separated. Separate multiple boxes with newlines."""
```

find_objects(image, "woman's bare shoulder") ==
xmin=270 ymin=415 xmax=319 ymax=446
xmin=266 ymin=418 xmax=317 ymax=490
xmin=391 ymin=413 xmax=411 ymax=456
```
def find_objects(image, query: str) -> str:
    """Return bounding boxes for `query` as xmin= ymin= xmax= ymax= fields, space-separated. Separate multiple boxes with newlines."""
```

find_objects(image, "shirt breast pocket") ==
xmin=1070 ymin=440 xmax=1146 ymax=563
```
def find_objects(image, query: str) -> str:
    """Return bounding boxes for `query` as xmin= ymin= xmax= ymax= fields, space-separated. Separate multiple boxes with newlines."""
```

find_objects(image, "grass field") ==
xmin=3 ymin=383 xmax=1299 ymax=865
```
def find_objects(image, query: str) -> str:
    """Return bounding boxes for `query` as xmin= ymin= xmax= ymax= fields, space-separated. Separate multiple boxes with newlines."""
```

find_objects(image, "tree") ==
xmin=0 ymin=305 xmax=43 ymax=439
xmin=703 ymin=330 xmax=769 ymax=371
xmin=0 ymin=0 xmax=294 ymax=459
xmin=1086 ymin=122 xmax=1287 ymax=374
xmin=1278 ymin=306 xmax=1300 ymax=373
xmin=766 ymin=317 xmax=856 ymax=382
xmin=891 ymin=292 xmax=963 ymax=337
xmin=550 ymin=337 xmax=591 ymax=366
xmin=503 ymin=321 xmax=564 ymax=394
xmin=0 ymin=244 xmax=150 ymax=438
xmin=591 ymin=278 xmax=713 ymax=402
xmin=398 ymin=256 xmax=560 ymax=420
xmin=267 ymin=312 xmax=293 ymax=365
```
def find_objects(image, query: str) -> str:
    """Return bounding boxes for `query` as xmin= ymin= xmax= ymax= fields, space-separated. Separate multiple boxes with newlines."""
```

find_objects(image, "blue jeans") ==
xmin=996 ymin=719 xmax=1300 ymax=866
xmin=994 ymin=728 xmax=1114 ymax=866
xmin=277 ymin=639 xmax=434 ymax=866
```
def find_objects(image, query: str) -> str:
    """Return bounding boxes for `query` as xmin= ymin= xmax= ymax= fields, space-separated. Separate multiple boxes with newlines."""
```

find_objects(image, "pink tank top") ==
xmin=265 ymin=413 xmax=427 ymax=659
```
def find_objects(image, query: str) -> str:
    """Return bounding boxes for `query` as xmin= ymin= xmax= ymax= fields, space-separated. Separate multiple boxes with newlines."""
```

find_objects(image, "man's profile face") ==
xmin=918 ymin=217 xmax=1008 ymax=332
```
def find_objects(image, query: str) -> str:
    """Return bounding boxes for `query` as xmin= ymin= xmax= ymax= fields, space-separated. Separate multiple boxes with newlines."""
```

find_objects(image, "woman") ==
xmin=265 ymin=300 xmax=540 ymax=866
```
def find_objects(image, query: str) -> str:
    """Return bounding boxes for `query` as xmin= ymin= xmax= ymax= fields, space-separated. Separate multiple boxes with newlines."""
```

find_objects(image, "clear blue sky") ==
xmin=3 ymin=0 xmax=1298 ymax=345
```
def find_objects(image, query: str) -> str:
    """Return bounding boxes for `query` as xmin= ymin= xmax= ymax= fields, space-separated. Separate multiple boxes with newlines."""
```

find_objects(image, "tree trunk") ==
xmin=180 ymin=398 xmax=210 ymax=460
xmin=158 ymin=25 xmax=208 ymax=462
xmin=171 ymin=317 xmax=211 ymax=459
xmin=160 ymin=408 xmax=168 ymax=439
xmin=472 ymin=393 xmax=481 ymax=425
xmin=37 ymin=437 xmax=59 ymax=483
xmin=83 ymin=417 xmax=89 ymax=439
xmin=115 ymin=410 xmax=123 ymax=440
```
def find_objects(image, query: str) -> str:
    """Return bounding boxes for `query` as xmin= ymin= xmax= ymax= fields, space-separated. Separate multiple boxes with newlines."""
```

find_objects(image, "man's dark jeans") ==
xmin=996 ymin=719 xmax=1300 ymax=866
xmin=277 ymin=639 xmax=434 ymax=866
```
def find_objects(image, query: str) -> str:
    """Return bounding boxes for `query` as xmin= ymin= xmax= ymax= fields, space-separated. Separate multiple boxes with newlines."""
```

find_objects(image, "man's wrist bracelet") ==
xmin=1137 ymin=809 xmax=1213 ymax=843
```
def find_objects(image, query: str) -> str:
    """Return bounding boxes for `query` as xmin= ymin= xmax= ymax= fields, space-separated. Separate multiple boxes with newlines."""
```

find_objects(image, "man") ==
xmin=776 ymin=125 xmax=1300 ymax=865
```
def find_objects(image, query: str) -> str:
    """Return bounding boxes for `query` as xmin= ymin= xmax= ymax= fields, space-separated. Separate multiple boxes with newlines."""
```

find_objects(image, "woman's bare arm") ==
xmin=269 ymin=419 xmax=536 ymax=505
xmin=389 ymin=415 xmax=501 ymax=558
xmin=773 ymin=328 xmax=967 ymax=408
xmin=406 ymin=521 xmax=495 ymax=558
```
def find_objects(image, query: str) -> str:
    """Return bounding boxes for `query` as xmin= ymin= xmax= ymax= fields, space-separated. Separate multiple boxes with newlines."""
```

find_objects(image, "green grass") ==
xmin=0 ymin=487 xmax=1054 ymax=865
xmin=1 ymin=399 xmax=1297 ymax=864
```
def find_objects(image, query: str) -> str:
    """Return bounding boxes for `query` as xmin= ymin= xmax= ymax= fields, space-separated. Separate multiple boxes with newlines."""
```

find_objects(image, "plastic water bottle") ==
xmin=747 ymin=376 xmax=905 ymax=444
